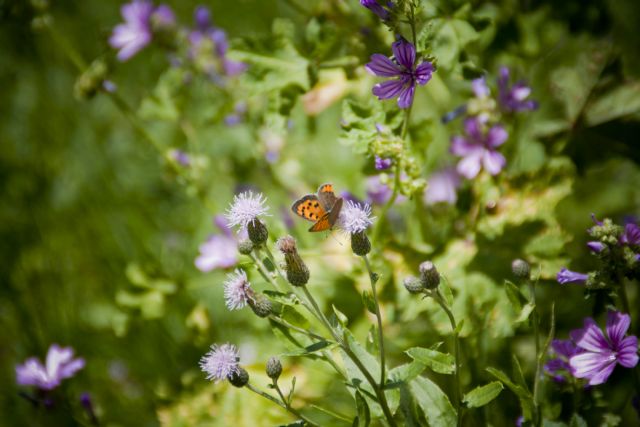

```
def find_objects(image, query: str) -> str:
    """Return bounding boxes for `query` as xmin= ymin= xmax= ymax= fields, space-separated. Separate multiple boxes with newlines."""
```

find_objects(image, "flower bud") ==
xmin=403 ymin=276 xmax=424 ymax=294
xmin=248 ymin=293 xmax=272 ymax=318
xmin=511 ymin=259 xmax=530 ymax=279
xmin=266 ymin=357 xmax=282 ymax=380
xmin=227 ymin=367 xmax=249 ymax=388
xmin=247 ymin=219 xmax=268 ymax=246
xmin=74 ymin=59 xmax=109 ymax=101
xmin=351 ymin=230 xmax=371 ymax=256
xmin=277 ymin=236 xmax=309 ymax=286
xmin=238 ymin=238 xmax=254 ymax=255
xmin=419 ymin=261 xmax=440 ymax=289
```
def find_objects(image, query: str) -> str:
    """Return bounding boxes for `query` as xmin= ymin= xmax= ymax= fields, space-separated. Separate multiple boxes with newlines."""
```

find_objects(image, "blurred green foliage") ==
xmin=1 ymin=0 xmax=640 ymax=425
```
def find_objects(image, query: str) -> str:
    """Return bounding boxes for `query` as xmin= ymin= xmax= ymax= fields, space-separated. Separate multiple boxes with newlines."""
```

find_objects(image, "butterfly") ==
xmin=291 ymin=183 xmax=344 ymax=232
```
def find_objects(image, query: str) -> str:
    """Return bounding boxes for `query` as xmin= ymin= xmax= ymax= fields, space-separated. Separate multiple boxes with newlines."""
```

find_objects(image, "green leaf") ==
xmin=354 ymin=391 xmax=371 ymax=427
xmin=264 ymin=290 xmax=300 ymax=307
xmin=388 ymin=362 xmax=427 ymax=384
xmin=462 ymin=381 xmax=503 ymax=408
xmin=281 ymin=340 xmax=335 ymax=357
xmin=410 ymin=376 xmax=457 ymax=427
xmin=440 ymin=277 xmax=454 ymax=308
xmin=504 ymin=280 xmax=525 ymax=313
xmin=405 ymin=347 xmax=455 ymax=375
xmin=332 ymin=304 xmax=349 ymax=327
xmin=515 ymin=303 xmax=536 ymax=323
xmin=486 ymin=368 xmax=534 ymax=420
xmin=584 ymin=81 xmax=640 ymax=126
xmin=512 ymin=355 xmax=530 ymax=393
xmin=362 ymin=291 xmax=377 ymax=315
xmin=569 ymin=413 xmax=587 ymax=427
xmin=430 ymin=18 xmax=479 ymax=69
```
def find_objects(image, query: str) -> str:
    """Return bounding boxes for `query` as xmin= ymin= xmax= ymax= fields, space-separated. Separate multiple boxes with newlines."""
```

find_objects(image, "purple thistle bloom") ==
xmin=366 ymin=39 xmax=434 ymax=109
xmin=375 ymin=156 xmax=393 ymax=171
xmin=16 ymin=344 xmax=85 ymax=390
xmin=194 ymin=216 xmax=238 ymax=272
xmin=424 ymin=167 xmax=461 ymax=205
xmin=556 ymin=268 xmax=589 ymax=285
xmin=199 ymin=343 xmax=240 ymax=382
xmin=360 ymin=0 xmax=389 ymax=20
xmin=621 ymin=222 xmax=640 ymax=246
xmin=544 ymin=338 xmax=582 ymax=382
xmin=224 ymin=191 xmax=270 ymax=231
xmin=450 ymin=117 xmax=507 ymax=179
xmin=497 ymin=67 xmax=538 ymax=113
xmin=569 ymin=311 xmax=639 ymax=385
xmin=339 ymin=200 xmax=375 ymax=234
xmin=110 ymin=1 xmax=174 ymax=62
xmin=223 ymin=269 xmax=252 ymax=310
xmin=587 ymin=241 xmax=606 ymax=253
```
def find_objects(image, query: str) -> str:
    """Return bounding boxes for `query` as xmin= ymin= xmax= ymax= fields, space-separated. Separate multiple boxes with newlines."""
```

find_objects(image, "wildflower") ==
xmin=360 ymin=0 xmax=390 ymax=20
xmin=450 ymin=117 xmax=507 ymax=179
xmin=169 ymin=149 xmax=191 ymax=167
xmin=496 ymin=67 xmax=538 ymax=113
xmin=109 ymin=1 xmax=174 ymax=61
xmin=223 ymin=269 xmax=252 ymax=310
xmin=620 ymin=222 xmax=640 ymax=246
xmin=544 ymin=338 xmax=581 ymax=382
xmin=266 ymin=357 xmax=283 ymax=380
xmin=472 ymin=77 xmax=490 ymax=99
xmin=569 ymin=311 xmax=639 ymax=385
xmin=228 ymin=367 xmax=249 ymax=387
xmin=195 ymin=216 xmax=238 ymax=272
xmin=366 ymin=176 xmax=393 ymax=205
xmin=224 ymin=191 xmax=270 ymax=231
xmin=587 ymin=241 xmax=606 ymax=253
xmin=556 ymin=268 xmax=588 ymax=285
xmin=16 ymin=344 xmax=85 ymax=390
xmin=200 ymin=343 xmax=240 ymax=382
xmin=419 ymin=261 xmax=440 ymax=289
xmin=375 ymin=156 xmax=393 ymax=171
xmin=366 ymin=39 xmax=434 ymax=109
xmin=340 ymin=200 xmax=375 ymax=234
xmin=277 ymin=235 xmax=309 ymax=287
xmin=424 ymin=167 xmax=460 ymax=205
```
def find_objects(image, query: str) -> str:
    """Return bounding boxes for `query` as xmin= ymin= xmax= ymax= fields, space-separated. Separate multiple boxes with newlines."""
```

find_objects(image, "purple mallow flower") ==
xmin=195 ymin=216 xmax=239 ymax=272
xmin=16 ymin=344 xmax=85 ymax=390
xmin=545 ymin=338 xmax=582 ymax=382
xmin=621 ymin=222 xmax=640 ymax=246
xmin=424 ymin=167 xmax=461 ymax=205
xmin=587 ymin=241 xmax=606 ymax=253
xmin=366 ymin=176 xmax=393 ymax=205
xmin=450 ymin=117 xmax=507 ymax=179
xmin=109 ymin=1 xmax=174 ymax=62
xmin=199 ymin=343 xmax=240 ymax=382
xmin=556 ymin=268 xmax=588 ymax=285
xmin=569 ymin=311 xmax=639 ymax=385
xmin=375 ymin=156 xmax=392 ymax=170
xmin=360 ymin=0 xmax=390 ymax=20
xmin=497 ymin=67 xmax=538 ymax=113
xmin=366 ymin=39 xmax=434 ymax=109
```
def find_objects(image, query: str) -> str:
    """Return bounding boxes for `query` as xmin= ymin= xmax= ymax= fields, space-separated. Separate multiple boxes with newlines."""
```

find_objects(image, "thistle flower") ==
xmin=109 ymin=1 xmax=174 ymax=61
xmin=16 ymin=344 xmax=85 ymax=390
xmin=360 ymin=0 xmax=390 ymax=20
xmin=496 ymin=67 xmax=538 ymax=113
xmin=556 ymin=268 xmax=588 ymax=285
xmin=224 ymin=191 xmax=270 ymax=232
xmin=569 ymin=311 xmax=639 ymax=385
xmin=339 ymin=201 xmax=375 ymax=234
xmin=366 ymin=39 xmax=434 ymax=109
xmin=544 ymin=338 xmax=582 ymax=383
xmin=223 ymin=269 xmax=252 ymax=310
xmin=423 ymin=167 xmax=461 ymax=205
xmin=451 ymin=117 xmax=507 ymax=179
xmin=200 ymin=343 xmax=240 ymax=382
xmin=195 ymin=216 xmax=239 ymax=272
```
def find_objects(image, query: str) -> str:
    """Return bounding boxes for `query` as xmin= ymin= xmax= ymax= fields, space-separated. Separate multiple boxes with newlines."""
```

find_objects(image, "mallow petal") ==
xmin=457 ymin=152 xmax=483 ymax=179
xmin=482 ymin=150 xmax=506 ymax=176
xmin=372 ymin=79 xmax=405 ymax=100
xmin=392 ymin=39 xmax=416 ymax=70
xmin=617 ymin=336 xmax=639 ymax=368
xmin=606 ymin=311 xmax=631 ymax=347
xmin=397 ymin=83 xmax=415 ymax=109
xmin=365 ymin=54 xmax=402 ymax=77
xmin=570 ymin=351 xmax=615 ymax=382
xmin=574 ymin=318 xmax=610 ymax=353
xmin=414 ymin=61 xmax=434 ymax=85
xmin=486 ymin=125 xmax=508 ymax=148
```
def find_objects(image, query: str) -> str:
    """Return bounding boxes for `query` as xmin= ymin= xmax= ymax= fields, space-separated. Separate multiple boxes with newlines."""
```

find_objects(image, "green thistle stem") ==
xmin=246 ymin=383 xmax=319 ymax=427
xmin=363 ymin=255 xmax=387 ymax=387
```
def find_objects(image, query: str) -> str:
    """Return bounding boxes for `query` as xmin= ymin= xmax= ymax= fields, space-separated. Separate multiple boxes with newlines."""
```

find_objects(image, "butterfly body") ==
xmin=291 ymin=184 xmax=343 ymax=232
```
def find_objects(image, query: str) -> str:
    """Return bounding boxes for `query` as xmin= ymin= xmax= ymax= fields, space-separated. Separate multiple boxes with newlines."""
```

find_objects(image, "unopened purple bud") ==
xmin=375 ymin=156 xmax=392 ymax=170
xmin=587 ymin=241 xmax=606 ymax=253
xmin=556 ymin=268 xmax=588 ymax=285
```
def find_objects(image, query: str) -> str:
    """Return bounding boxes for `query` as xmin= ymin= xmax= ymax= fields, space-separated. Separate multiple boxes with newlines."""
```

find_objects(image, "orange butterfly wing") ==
xmin=308 ymin=198 xmax=343 ymax=232
xmin=291 ymin=195 xmax=326 ymax=222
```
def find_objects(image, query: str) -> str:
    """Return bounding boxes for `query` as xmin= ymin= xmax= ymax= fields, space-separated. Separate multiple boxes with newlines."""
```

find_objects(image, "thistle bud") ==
xmin=511 ymin=259 xmax=530 ymax=279
xmin=248 ymin=293 xmax=272 ymax=318
xmin=419 ymin=261 xmax=440 ymax=289
xmin=228 ymin=367 xmax=249 ymax=388
xmin=403 ymin=276 xmax=424 ymax=294
xmin=277 ymin=236 xmax=309 ymax=287
xmin=238 ymin=238 xmax=254 ymax=255
xmin=266 ymin=357 xmax=282 ymax=380
xmin=247 ymin=219 xmax=269 ymax=246
xmin=350 ymin=230 xmax=371 ymax=256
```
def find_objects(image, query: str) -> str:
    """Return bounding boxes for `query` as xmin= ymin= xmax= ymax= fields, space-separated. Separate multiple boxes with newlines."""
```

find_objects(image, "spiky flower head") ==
xmin=248 ymin=293 xmax=272 ymax=318
xmin=419 ymin=261 xmax=441 ymax=289
xmin=199 ymin=343 xmax=240 ymax=382
xmin=224 ymin=191 xmax=270 ymax=231
xmin=403 ymin=276 xmax=424 ymax=294
xmin=266 ymin=357 xmax=283 ymax=380
xmin=223 ymin=269 xmax=253 ymax=310
xmin=228 ymin=367 xmax=249 ymax=387
xmin=339 ymin=201 xmax=375 ymax=234
xmin=277 ymin=235 xmax=309 ymax=286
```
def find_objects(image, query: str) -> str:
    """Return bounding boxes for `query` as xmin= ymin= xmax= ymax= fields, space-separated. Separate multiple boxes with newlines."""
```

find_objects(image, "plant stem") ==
xmin=246 ymin=383 xmax=319 ymax=427
xmin=527 ymin=278 xmax=541 ymax=425
xmin=432 ymin=290 xmax=462 ymax=427
xmin=249 ymin=252 xmax=283 ymax=292
xmin=268 ymin=315 xmax=327 ymax=342
xmin=300 ymin=287 xmax=397 ymax=427
xmin=363 ymin=255 xmax=387 ymax=387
